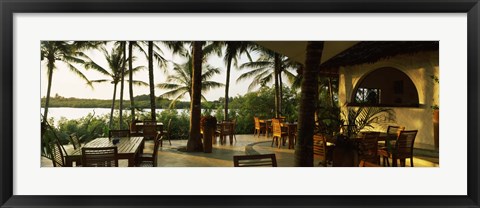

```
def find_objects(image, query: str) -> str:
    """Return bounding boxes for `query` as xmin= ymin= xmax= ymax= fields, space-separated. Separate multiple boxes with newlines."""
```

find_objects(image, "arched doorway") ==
xmin=350 ymin=67 xmax=419 ymax=107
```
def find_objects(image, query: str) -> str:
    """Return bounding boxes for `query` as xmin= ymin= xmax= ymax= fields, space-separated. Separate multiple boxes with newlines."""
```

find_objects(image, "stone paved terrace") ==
xmin=41 ymin=134 xmax=439 ymax=167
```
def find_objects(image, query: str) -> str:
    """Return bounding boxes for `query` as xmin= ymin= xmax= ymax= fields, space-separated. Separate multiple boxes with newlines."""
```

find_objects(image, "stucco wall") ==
xmin=338 ymin=51 xmax=439 ymax=150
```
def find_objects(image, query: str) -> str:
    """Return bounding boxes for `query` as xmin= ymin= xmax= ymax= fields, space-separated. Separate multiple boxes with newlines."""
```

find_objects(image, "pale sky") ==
xmin=40 ymin=42 xmax=268 ymax=102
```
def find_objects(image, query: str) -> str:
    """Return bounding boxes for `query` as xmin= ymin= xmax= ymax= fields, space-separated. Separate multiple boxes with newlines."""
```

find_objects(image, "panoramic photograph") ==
xmin=40 ymin=41 xmax=439 ymax=167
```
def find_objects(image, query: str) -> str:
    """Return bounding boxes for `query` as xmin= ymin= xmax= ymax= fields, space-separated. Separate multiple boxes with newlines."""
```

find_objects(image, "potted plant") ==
xmin=431 ymin=75 xmax=439 ymax=150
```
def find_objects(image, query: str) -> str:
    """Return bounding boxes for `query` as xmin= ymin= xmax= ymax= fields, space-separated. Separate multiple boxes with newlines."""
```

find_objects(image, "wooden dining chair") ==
xmin=358 ymin=131 xmax=381 ymax=165
xmin=271 ymin=118 xmax=288 ymax=148
xmin=108 ymin=130 xmax=130 ymax=138
xmin=253 ymin=116 xmax=266 ymax=137
xmin=142 ymin=124 xmax=159 ymax=140
xmin=313 ymin=134 xmax=328 ymax=167
xmin=68 ymin=134 xmax=82 ymax=150
xmin=160 ymin=118 xmax=172 ymax=146
xmin=378 ymin=130 xmax=418 ymax=167
xmin=137 ymin=134 xmax=162 ymax=167
xmin=50 ymin=140 xmax=65 ymax=167
xmin=233 ymin=154 xmax=277 ymax=167
xmin=218 ymin=122 xmax=234 ymax=145
xmin=82 ymin=146 xmax=119 ymax=167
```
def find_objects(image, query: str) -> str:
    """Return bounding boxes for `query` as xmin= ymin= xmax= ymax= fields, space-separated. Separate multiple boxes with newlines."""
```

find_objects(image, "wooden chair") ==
xmin=233 ymin=154 xmax=277 ymax=167
xmin=271 ymin=118 xmax=288 ymax=148
xmin=359 ymin=160 xmax=381 ymax=167
xmin=142 ymin=124 xmax=159 ymax=140
xmin=253 ymin=117 xmax=266 ymax=137
xmin=108 ymin=130 xmax=130 ymax=138
xmin=358 ymin=132 xmax=380 ymax=165
xmin=231 ymin=119 xmax=238 ymax=142
xmin=50 ymin=140 xmax=65 ymax=167
xmin=68 ymin=134 xmax=82 ymax=150
xmin=313 ymin=134 xmax=328 ymax=167
xmin=81 ymin=146 xmax=118 ymax=167
xmin=160 ymin=118 xmax=172 ymax=146
xmin=218 ymin=122 xmax=234 ymax=145
xmin=378 ymin=130 xmax=418 ymax=167
xmin=137 ymin=134 xmax=162 ymax=167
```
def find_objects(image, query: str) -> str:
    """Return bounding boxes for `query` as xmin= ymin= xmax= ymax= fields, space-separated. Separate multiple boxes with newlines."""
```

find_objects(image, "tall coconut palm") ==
xmin=221 ymin=41 xmax=253 ymax=121
xmin=295 ymin=41 xmax=324 ymax=167
xmin=189 ymin=41 xmax=205 ymax=152
xmin=237 ymin=48 xmax=300 ymax=117
xmin=40 ymin=41 xmax=101 ymax=138
xmin=124 ymin=41 xmax=168 ymax=123
xmin=147 ymin=41 xmax=156 ymax=121
xmin=156 ymin=52 xmax=224 ymax=106
xmin=78 ymin=44 xmax=147 ymax=129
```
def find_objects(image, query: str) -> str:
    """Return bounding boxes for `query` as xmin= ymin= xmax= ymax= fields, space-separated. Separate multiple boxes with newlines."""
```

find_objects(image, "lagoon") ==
xmin=41 ymin=107 xmax=191 ymax=125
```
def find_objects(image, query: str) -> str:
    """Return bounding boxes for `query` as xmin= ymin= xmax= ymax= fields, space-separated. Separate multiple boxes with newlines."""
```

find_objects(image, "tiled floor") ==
xmin=41 ymin=134 xmax=439 ymax=167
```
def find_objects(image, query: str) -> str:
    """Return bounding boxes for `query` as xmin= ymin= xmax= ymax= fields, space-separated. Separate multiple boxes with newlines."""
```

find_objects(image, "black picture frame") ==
xmin=1 ymin=0 xmax=479 ymax=207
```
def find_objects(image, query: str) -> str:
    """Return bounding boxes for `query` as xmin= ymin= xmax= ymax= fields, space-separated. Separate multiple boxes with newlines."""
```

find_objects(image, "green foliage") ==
xmin=342 ymin=106 xmax=396 ymax=135
xmin=229 ymin=86 xmax=299 ymax=134
xmin=157 ymin=109 xmax=190 ymax=140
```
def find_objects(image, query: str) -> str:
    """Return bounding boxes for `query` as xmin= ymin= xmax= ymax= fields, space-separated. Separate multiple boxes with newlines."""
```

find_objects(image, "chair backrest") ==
xmin=69 ymin=134 xmax=82 ymax=150
xmin=233 ymin=154 xmax=277 ymax=167
xmin=109 ymin=130 xmax=130 ymax=138
xmin=50 ymin=141 xmax=65 ymax=167
xmin=142 ymin=124 xmax=158 ymax=138
xmin=152 ymin=134 xmax=162 ymax=167
xmin=254 ymin=117 xmax=261 ymax=129
xmin=394 ymin=130 xmax=418 ymax=158
xmin=386 ymin=125 xmax=405 ymax=139
xmin=272 ymin=118 xmax=282 ymax=137
xmin=359 ymin=160 xmax=381 ymax=167
xmin=313 ymin=134 xmax=327 ymax=161
xmin=82 ymin=146 xmax=118 ymax=167
xmin=220 ymin=122 xmax=234 ymax=134
xmin=359 ymin=132 xmax=380 ymax=162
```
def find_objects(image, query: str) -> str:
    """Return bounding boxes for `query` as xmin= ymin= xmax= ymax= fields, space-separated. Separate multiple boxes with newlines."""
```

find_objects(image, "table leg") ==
xmin=128 ymin=156 xmax=135 ymax=167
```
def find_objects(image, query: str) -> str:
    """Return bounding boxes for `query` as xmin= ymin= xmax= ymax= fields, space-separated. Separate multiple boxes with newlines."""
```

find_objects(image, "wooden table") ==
xmin=65 ymin=137 xmax=145 ymax=167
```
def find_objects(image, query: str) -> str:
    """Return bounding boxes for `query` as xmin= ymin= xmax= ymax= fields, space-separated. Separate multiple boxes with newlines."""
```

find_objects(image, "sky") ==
xmin=40 ymin=42 xmax=273 ymax=102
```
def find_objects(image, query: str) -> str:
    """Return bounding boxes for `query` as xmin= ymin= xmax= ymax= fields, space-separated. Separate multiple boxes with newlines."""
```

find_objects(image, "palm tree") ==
xmin=221 ymin=41 xmax=253 ymax=121
xmin=156 ymin=52 xmax=224 ymax=106
xmin=125 ymin=41 xmax=168 ymax=123
xmin=295 ymin=41 xmax=324 ymax=167
xmin=237 ymin=48 xmax=300 ymax=117
xmin=40 ymin=41 xmax=101 ymax=138
xmin=147 ymin=41 xmax=156 ymax=121
xmin=78 ymin=44 xmax=146 ymax=129
xmin=189 ymin=41 xmax=205 ymax=152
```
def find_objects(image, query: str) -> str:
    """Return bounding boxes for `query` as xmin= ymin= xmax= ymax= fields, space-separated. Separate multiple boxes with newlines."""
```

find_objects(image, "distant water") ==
xmin=40 ymin=107 xmax=190 ymax=125
xmin=40 ymin=107 xmax=222 ymax=126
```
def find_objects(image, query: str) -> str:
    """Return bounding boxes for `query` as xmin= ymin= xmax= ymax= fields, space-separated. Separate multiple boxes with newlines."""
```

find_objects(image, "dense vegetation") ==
xmin=41 ymin=86 xmax=300 ymax=156
xmin=41 ymin=94 xmax=195 ymax=109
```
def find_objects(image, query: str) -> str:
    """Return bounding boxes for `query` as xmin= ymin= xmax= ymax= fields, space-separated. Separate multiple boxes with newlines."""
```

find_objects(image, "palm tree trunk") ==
xmin=279 ymin=69 xmax=283 ymax=115
xmin=119 ymin=42 xmax=125 ymax=129
xmin=187 ymin=41 xmax=204 ymax=152
xmin=224 ymin=57 xmax=233 ymax=121
xmin=294 ymin=41 xmax=324 ymax=167
xmin=274 ymin=53 xmax=280 ymax=118
xmin=41 ymin=56 xmax=55 ymax=138
xmin=109 ymin=82 xmax=118 ymax=129
xmin=129 ymin=41 xmax=135 ymax=124
xmin=148 ymin=41 xmax=156 ymax=121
